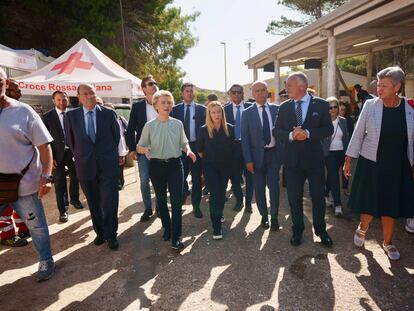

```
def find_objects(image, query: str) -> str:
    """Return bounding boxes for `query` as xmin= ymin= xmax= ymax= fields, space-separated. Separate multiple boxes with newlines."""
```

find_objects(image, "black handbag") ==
xmin=0 ymin=151 xmax=34 ymax=203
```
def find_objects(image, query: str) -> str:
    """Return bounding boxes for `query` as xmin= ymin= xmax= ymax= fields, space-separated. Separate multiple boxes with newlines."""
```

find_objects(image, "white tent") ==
xmin=16 ymin=38 xmax=144 ymax=98
xmin=0 ymin=44 xmax=38 ymax=71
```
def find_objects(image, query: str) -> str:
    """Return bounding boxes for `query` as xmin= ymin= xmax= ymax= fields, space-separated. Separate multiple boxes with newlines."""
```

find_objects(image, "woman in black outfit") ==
xmin=197 ymin=101 xmax=234 ymax=240
xmin=339 ymin=101 xmax=354 ymax=195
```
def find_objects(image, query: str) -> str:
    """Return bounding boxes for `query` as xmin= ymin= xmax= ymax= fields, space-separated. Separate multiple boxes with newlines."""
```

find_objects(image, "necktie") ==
xmin=60 ymin=111 xmax=66 ymax=138
xmin=296 ymin=100 xmax=303 ymax=126
xmin=235 ymin=105 xmax=241 ymax=140
xmin=184 ymin=104 xmax=191 ymax=140
xmin=87 ymin=111 xmax=96 ymax=143
xmin=261 ymin=105 xmax=271 ymax=146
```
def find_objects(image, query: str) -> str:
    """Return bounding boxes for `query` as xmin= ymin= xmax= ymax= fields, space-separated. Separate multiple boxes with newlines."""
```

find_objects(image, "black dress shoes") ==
xmin=193 ymin=207 xmax=203 ymax=218
xmin=94 ymin=235 xmax=105 ymax=246
xmin=71 ymin=201 xmax=84 ymax=209
xmin=162 ymin=229 xmax=171 ymax=241
xmin=261 ymin=215 xmax=270 ymax=229
xmin=233 ymin=200 xmax=243 ymax=212
xmin=245 ymin=204 xmax=253 ymax=213
xmin=140 ymin=209 xmax=153 ymax=222
xmin=271 ymin=218 xmax=280 ymax=231
xmin=319 ymin=232 xmax=333 ymax=247
xmin=107 ymin=238 xmax=119 ymax=250
xmin=290 ymin=233 xmax=302 ymax=246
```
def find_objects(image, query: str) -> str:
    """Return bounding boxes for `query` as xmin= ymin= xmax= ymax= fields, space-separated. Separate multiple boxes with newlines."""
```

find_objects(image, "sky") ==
xmin=172 ymin=0 xmax=300 ymax=91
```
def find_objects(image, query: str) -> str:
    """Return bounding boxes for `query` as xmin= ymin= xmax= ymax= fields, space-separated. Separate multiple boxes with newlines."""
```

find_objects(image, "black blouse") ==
xmin=196 ymin=123 xmax=234 ymax=163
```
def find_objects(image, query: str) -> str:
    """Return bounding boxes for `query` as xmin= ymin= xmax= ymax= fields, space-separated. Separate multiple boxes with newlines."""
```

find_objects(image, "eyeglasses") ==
xmin=329 ymin=106 xmax=338 ymax=110
xmin=146 ymin=81 xmax=157 ymax=87
xmin=230 ymin=90 xmax=242 ymax=94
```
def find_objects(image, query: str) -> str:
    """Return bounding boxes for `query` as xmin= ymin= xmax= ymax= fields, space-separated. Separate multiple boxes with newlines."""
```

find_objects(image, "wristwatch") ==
xmin=40 ymin=173 xmax=54 ymax=183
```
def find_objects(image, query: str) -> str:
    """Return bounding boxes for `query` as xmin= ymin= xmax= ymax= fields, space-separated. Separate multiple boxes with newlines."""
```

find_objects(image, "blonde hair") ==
xmin=206 ymin=101 xmax=229 ymax=139
xmin=152 ymin=90 xmax=174 ymax=112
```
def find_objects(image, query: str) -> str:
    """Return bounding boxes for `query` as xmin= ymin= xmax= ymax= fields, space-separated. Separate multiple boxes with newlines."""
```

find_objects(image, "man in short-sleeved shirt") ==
xmin=0 ymin=75 xmax=55 ymax=282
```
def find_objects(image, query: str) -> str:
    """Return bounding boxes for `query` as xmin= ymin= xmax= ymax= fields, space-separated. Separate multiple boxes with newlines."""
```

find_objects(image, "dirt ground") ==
xmin=0 ymin=166 xmax=413 ymax=311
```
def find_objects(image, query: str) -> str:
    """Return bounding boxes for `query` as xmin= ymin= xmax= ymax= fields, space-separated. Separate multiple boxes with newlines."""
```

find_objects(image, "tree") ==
xmin=266 ymin=0 xmax=346 ymax=36
xmin=0 ymin=0 xmax=198 ymax=99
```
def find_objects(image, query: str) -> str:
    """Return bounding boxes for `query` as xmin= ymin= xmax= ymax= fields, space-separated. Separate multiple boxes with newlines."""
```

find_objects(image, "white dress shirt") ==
xmin=55 ymin=107 xmax=66 ymax=132
xmin=146 ymin=100 xmax=158 ymax=121
xmin=255 ymin=102 xmax=276 ymax=148
xmin=232 ymin=101 xmax=245 ymax=141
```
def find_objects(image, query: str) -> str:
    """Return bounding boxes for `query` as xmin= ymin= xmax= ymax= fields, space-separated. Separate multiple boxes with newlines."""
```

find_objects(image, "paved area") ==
xmin=0 ymin=166 xmax=413 ymax=310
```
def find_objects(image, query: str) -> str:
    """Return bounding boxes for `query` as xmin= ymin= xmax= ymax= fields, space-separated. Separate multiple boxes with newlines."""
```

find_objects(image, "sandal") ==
xmin=354 ymin=224 xmax=368 ymax=247
xmin=383 ymin=243 xmax=400 ymax=261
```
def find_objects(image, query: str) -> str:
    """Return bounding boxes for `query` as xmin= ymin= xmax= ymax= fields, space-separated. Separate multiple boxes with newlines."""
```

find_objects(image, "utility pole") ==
xmin=248 ymin=42 xmax=251 ymax=59
xmin=220 ymin=42 xmax=227 ymax=92
xmin=119 ymin=0 xmax=128 ymax=70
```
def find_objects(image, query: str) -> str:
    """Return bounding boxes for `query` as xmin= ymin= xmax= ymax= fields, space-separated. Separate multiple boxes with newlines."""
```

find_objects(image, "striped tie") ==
xmin=295 ymin=100 xmax=303 ymax=126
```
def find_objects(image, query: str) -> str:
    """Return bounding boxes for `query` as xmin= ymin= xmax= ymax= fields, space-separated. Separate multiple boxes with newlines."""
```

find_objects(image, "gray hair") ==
xmin=252 ymin=80 xmax=268 ymax=89
xmin=326 ymin=96 xmax=339 ymax=104
xmin=377 ymin=66 xmax=405 ymax=93
xmin=288 ymin=72 xmax=309 ymax=87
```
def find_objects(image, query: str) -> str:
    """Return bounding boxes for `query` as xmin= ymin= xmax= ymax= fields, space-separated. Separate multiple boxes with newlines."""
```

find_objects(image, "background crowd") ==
xmin=0 ymin=66 xmax=413 ymax=283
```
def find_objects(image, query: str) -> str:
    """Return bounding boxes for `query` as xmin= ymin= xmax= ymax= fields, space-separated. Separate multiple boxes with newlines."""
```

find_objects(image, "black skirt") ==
xmin=348 ymin=101 xmax=414 ymax=218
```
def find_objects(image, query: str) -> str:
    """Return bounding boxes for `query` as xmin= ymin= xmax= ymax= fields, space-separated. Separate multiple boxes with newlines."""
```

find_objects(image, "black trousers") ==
xmin=53 ymin=150 xmax=80 ymax=215
xmin=182 ymin=142 xmax=202 ymax=209
xmin=80 ymin=173 xmax=119 ymax=240
xmin=285 ymin=165 xmax=326 ymax=236
xmin=325 ymin=150 xmax=345 ymax=206
xmin=203 ymin=161 xmax=230 ymax=231
xmin=150 ymin=158 xmax=183 ymax=243
xmin=229 ymin=142 xmax=253 ymax=205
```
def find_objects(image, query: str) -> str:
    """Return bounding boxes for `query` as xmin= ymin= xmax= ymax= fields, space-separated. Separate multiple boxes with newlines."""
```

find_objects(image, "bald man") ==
xmin=64 ymin=84 xmax=121 ymax=250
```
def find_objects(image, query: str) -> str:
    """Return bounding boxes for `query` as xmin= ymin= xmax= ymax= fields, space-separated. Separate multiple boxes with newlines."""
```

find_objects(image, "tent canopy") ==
xmin=0 ymin=44 xmax=38 ymax=71
xmin=16 ymin=38 xmax=144 ymax=98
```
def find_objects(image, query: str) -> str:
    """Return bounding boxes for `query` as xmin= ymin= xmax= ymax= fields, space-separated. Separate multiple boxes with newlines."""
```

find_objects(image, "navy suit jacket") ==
xmin=241 ymin=103 xmax=282 ymax=169
xmin=224 ymin=102 xmax=252 ymax=125
xmin=125 ymin=99 xmax=147 ymax=152
xmin=64 ymin=105 xmax=120 ymax=181
xmin=42 ymin=108 xmax=71 ymax=165
xmin=171 ymin=102 xmax=206 ymax=141
xmin=273 ymin=96 xmax=333 ymax=169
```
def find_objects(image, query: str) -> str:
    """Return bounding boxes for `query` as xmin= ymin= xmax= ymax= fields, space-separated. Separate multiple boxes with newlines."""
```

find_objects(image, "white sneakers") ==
xmin=383 ymin=243 xmax=400 ymax=261
xmin=405 ymin=218 xmax=414 ymax=233
xmin=334 ymin=206 xmax=343 ymax=217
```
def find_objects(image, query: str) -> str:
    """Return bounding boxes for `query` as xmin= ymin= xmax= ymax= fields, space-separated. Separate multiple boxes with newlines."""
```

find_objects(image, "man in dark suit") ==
xmin=274 ymin=72 xmax=334 ymax=246
xmin=64 ymin=84 xmax=120 ymax=250
xmin=171 ymin=82 xmax=206 ymax=218
xmin=224 ymin=84 xmax=253 ymax=212
xmin=125 ymin=75 xmax=159 ymax=222
xmin=42 ymin=91 xmax=83 ymax=223
xmin=241 ymin=81 xmax=283 ymax=231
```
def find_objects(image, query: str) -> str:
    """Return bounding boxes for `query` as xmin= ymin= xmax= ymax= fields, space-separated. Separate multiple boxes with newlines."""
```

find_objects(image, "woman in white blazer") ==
xmin=344 ymin=66 xmax=414 ymax=261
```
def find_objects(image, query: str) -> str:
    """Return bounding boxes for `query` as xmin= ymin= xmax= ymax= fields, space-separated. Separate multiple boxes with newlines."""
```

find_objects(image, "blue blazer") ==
xmin=273 ymin=96 xmax=333 ymax=169
xmin=241 ymin=103 xmax=282 ymax=169
xmin=125 ymin=99 xmax=147 ymax=152
xmin=171 ymin=102 xmax=206 ymax=140
xmin=64 ymin=105 xmax=120 ymax=181
xmin=224 ymin=102 xmax=252 ymax=125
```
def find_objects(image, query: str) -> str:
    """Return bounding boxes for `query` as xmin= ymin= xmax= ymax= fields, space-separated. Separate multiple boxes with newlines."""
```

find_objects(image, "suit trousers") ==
xmin=203 ymin=161 xmax=230 ymax=231
xmin=80 ymin=174 xmax=119 ymax=240
xmin=182 ymin=142 xmax=202 ymax=209
xmin=150 ymin=158 xmax=183 ymax=244
xmin=252 ymin=148 xmax=282 ymax=218
xmin=53 ymin=150 xmax=79 ymax=215
xmin=285 ymin=165 xmax=326 ymax=235
xmin=324 ymin=150 xmax=345 ymax=206
xmin=230 ymin=142 xmax=253 ymax=205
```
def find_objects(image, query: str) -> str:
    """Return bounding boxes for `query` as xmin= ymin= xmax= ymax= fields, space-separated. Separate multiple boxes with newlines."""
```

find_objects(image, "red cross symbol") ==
xmin=51 ymin=52 xmax=93 ymax=74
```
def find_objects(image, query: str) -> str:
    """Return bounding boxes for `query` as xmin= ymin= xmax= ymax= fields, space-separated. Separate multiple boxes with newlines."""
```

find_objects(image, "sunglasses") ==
xmin=146 ymin=81 xmax=157 ymax=87
xmin=329 ymin=106 xmax=338 ymax=110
